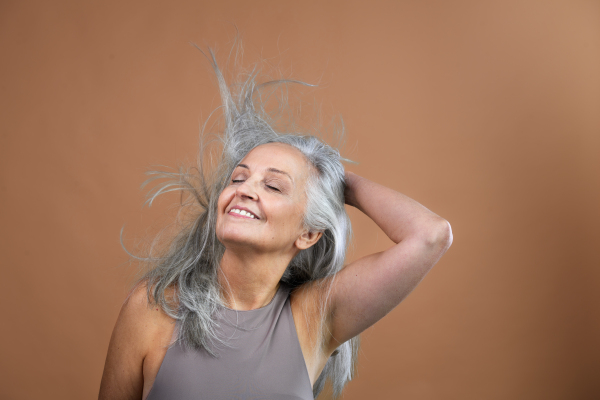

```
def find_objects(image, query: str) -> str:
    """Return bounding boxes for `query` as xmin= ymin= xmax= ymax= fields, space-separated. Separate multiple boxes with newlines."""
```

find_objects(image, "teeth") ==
xmin=230 ymin=208 xmax=257 ymax=219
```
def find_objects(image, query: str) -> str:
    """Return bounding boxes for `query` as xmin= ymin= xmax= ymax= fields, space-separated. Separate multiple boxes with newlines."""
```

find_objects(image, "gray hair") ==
xmin=126 ymin=46 xmax=358 ymax=398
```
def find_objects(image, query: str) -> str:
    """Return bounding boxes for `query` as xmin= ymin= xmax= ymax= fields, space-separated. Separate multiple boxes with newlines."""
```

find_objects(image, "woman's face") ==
xmin=216 ymin=142 xmax=315 ymax=257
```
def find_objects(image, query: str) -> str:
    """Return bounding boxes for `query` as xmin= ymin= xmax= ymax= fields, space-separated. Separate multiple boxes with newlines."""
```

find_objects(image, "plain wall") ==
xmin=1 ymin=0 xmax=599 ymax=399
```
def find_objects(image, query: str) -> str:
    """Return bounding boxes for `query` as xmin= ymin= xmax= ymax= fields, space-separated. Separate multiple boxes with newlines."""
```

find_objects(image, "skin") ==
xmin=99 ymin=142 xmax=453 ymax=400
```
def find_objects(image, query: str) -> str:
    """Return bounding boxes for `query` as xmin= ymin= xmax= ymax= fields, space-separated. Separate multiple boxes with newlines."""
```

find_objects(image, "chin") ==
xmin=217 ymin=229 xmax=257 ymax=250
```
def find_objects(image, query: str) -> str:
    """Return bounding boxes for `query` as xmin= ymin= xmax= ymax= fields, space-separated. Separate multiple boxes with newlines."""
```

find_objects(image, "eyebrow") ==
xmin=236 ymin=164 xmax=294 ymax=183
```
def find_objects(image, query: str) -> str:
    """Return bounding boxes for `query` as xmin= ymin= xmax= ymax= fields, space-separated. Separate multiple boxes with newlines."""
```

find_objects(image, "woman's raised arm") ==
xmin=324 ymin=171 xmax=453 ymax=352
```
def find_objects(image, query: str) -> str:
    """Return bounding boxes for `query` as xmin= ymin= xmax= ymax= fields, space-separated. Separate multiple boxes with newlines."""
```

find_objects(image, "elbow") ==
xmin=442 ymin=220 xmax=453 ymax=250
xmin=425 ymin=218 xmax=453 ymax=251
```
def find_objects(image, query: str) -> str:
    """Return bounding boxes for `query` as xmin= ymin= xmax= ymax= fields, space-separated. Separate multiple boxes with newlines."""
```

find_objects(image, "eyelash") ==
xmin=231 ymin=179 xmax=282 ymax=193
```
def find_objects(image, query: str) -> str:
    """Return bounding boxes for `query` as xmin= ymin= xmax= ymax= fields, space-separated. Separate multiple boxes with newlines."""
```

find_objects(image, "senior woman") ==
xmin=98 ymin=50 xmax=453 ymax=400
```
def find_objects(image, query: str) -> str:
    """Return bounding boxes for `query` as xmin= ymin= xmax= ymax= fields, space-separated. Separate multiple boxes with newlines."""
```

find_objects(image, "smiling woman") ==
xmin=98 ymin=44 xmax=452 ymax=400
xmin=216 ymin=143 xmax=315 ymax=257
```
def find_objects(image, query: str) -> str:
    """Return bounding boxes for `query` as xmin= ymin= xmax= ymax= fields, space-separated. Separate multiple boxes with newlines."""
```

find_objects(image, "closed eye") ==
xmin=266 ymin=185 xmax=281 ymax=192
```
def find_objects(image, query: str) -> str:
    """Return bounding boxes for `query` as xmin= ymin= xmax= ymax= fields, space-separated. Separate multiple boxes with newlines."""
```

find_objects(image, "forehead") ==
xmin=240 ymin=143 xmax=310 ymax=179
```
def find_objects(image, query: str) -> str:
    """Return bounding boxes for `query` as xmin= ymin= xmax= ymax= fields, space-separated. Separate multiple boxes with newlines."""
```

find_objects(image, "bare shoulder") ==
xmin=115 ymin=282 xmax=175 ymax=341
xmin=126 ymin=282 xmax=177 ymax=326
xmin=99 ymin=282 xmax=177 ymax=400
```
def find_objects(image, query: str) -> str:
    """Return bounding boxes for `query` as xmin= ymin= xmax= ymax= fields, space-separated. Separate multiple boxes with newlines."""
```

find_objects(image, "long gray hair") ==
xmin=128 ymin=46 xmax=359 ymax=398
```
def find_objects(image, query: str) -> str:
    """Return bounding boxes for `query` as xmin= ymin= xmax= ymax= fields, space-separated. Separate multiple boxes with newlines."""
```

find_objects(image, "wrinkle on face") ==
xmin=215 ymin=142 xmax=313 ymax=257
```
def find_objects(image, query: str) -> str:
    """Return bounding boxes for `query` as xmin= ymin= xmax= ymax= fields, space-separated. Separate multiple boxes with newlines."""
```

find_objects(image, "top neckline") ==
xmin=218 ymin=283 xmax=285 ymax=314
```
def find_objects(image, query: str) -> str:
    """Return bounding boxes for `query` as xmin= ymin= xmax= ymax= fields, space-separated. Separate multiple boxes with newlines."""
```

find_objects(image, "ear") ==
xmin=295 ymin=229 xmax=323 ymax=250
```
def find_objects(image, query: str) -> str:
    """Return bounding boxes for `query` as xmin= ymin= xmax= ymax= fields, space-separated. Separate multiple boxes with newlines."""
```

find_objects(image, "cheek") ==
xmin=274 ymin=204 xmax=306 ymax=237
xmin=216 ymin=189 xmax=234 ymax=226
xmin=217 ymin=187 xmax=234 ymax=209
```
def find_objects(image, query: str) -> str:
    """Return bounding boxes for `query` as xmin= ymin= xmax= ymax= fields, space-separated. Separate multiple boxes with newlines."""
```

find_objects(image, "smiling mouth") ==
xmin=228 ymin=208 xmax=260 ymax=219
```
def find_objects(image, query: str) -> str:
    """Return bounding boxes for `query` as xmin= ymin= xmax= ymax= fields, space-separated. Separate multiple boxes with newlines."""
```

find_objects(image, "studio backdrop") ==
xmin=0 ymin=1 xmax=598 ymax=399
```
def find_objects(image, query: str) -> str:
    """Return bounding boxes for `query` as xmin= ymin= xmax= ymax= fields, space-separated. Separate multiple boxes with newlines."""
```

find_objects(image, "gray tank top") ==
xmin=146 ymin=283 xmax=314 ymax=400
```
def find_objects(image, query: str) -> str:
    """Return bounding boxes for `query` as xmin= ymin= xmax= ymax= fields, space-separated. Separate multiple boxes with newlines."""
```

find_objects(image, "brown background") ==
xmin=1 ymin=0 xmax=599 ymax=399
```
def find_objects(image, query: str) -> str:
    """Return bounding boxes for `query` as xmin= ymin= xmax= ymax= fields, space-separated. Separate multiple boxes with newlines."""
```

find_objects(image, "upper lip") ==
xmin=227 ymin=205 xmax=260 ymax=219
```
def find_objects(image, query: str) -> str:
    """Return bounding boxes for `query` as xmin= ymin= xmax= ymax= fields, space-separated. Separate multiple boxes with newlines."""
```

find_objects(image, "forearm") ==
xmin=344 ymin=171 xmax=450 ymax=244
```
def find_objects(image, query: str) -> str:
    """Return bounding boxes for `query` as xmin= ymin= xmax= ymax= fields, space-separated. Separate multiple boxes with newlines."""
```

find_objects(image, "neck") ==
xmin=218 ymin=248 xmax=293 ymax=311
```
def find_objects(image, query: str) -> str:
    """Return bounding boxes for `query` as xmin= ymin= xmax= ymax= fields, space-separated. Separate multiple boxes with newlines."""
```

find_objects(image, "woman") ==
xmin=98 ymin=48 xmax=453 ymax=400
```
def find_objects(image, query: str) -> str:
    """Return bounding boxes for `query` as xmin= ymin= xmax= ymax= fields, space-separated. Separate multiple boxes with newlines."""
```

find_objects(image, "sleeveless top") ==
xmin=146 ymin=283 xmax=314 ymax=400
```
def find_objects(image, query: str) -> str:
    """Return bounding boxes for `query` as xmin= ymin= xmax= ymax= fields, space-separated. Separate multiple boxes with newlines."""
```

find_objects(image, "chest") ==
xmin=143 ymin=296 xmax=318 ymax=400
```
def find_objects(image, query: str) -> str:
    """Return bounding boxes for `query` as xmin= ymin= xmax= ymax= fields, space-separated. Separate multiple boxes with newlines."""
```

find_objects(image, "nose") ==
xmin=235 ymin=179 xmax=257 ymax=201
